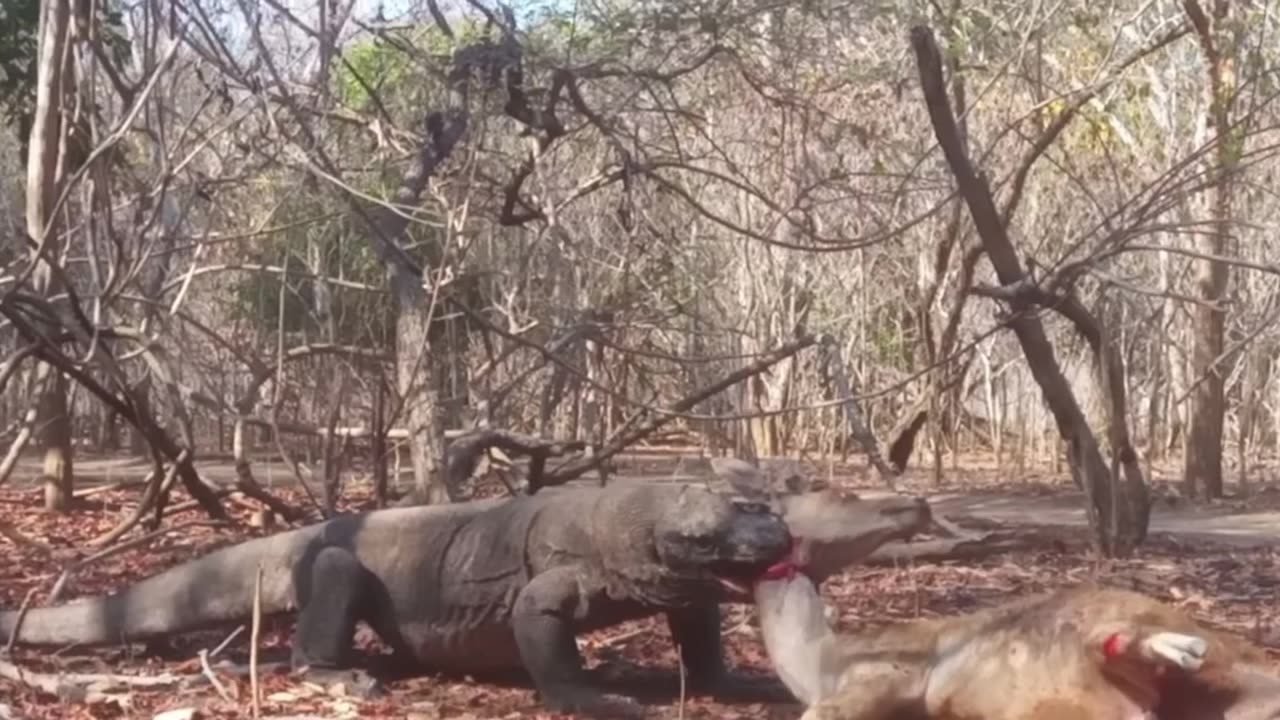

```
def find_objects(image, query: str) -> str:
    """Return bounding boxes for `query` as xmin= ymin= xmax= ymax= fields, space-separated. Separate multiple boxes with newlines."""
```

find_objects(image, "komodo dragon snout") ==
xmin=652 ymin=488 xmax=792 ymax=599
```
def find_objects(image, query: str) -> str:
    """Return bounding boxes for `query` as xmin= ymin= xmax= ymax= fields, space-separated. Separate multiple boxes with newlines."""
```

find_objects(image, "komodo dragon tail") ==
xmin=0 ymin=524 xmax=323 ymax=646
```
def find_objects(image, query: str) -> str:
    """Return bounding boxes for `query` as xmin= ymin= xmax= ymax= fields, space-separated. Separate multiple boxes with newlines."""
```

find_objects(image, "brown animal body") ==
xmin=754 ymin=576 xmax=1280 ymax=720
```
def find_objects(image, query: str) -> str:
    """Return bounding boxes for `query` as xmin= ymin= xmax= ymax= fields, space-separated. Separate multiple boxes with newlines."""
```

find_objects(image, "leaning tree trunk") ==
xmin=910 ymin=25 xmax=1149 ymax=557
xmin=26 ymin=0 xmax=76 ymax=511
xmin=1182 ymin=0 xmax=1238 ymax=500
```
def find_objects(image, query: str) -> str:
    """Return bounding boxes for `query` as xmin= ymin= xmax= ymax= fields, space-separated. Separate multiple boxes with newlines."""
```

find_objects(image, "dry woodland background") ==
xmin=3 ymin=0 xmax=1280 ymax=717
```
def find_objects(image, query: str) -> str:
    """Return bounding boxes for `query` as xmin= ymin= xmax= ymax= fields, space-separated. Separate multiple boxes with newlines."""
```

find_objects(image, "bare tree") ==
xmin=24 ymin=0 xmax=77 ymax=511
xmin=911 ymin=24 xmax=1150 ymax=557
xmin=1181 ymin=0 xmax=1240 ymax=500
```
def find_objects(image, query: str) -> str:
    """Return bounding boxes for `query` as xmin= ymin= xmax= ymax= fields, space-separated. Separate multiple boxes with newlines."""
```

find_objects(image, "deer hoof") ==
xmin=1142 ymin=632 xmax=1207 ymax=671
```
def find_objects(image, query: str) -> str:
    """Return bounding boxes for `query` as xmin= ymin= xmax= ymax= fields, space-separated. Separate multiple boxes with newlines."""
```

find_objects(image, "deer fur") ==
xmin=754 ymin=571 xmax=1280 ymax=720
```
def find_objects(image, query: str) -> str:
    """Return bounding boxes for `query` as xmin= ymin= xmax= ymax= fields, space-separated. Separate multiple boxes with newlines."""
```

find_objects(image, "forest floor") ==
xmin=2 ymin=447 xmax=1280 ymax=719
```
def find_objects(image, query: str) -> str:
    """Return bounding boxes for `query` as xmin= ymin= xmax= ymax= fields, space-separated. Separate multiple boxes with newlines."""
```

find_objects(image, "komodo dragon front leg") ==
xmin=665 ymin=604 xmax=728 ymax=687
xmin=513 ymin=566 xmax=650 ymax=717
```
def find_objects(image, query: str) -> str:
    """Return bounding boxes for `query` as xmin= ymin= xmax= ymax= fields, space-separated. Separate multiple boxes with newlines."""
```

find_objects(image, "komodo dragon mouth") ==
xmin=709 ymin=542 xmax=794 ymax=598
xmin=653 ymin=495 xmax=792 ymax=601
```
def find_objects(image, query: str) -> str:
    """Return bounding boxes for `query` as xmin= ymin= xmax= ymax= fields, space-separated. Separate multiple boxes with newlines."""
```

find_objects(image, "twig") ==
xmin=677 ymin=646 xmax=686 ymax=720
xmin=210 ymin=625 xmax=245 ymax=658
xmin=0 ymin=657 xmax=184 ymax=701
xmin=251 ymin=562 xmax=263 ymax=718
xmin=3 ymin=588 xmax=37 ymax=655
xmin=593 ymin=626 xmax=650 ymax=648
xmin=199 ymin=649 xmax=233 ymax=701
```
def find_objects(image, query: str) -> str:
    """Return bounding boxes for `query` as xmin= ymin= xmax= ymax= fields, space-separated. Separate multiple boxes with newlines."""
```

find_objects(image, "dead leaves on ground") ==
xmin=2 ymin=478 xmax=1279 ymax=719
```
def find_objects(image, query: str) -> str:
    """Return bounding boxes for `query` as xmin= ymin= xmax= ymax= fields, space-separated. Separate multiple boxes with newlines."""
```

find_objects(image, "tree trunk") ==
xmin=26 ymin=0 xmax=76 ymax=512
xmin=1182 ymin=0 xmax=1238 ymax=500
xmin=371 ymin=377 xmax=388 ymax=507
xmin=396 ymin=292 xmax=447 ymax=503
xmin=1161 ymin=245 xmax=1186 ymax=455
xmin=97 ymin=402 xmax=120 ymax=452
xmin=36 ymin=364 xmax=73 ymax=510
xmin=1236 ymin=343 xmax=1270 ymax=492
xmin=911 ymin=26 xmax=1148 ymax=556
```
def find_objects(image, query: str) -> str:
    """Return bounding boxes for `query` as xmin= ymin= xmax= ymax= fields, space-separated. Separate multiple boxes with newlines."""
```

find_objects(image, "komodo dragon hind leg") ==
xmin=513 ymin=566 xmax=646 ymax=719
xmin=290 ymin=546 xmax=387 ymax=698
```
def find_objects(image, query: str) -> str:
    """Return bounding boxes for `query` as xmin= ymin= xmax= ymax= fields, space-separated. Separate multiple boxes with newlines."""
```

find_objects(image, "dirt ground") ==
xmin=2 ymin=448 xmax=1280 ymax=720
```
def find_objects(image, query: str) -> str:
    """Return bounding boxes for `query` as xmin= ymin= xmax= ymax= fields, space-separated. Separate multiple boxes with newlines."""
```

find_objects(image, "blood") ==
xmin=759 ymin=559 xmax=799 ymax=581
xmin=1103 ymin=632 xmax=1126 ymax=659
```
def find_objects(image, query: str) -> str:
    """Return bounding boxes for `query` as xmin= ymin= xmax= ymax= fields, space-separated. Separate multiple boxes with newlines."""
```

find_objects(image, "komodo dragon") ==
xmin=0 ymin=481 xmax=929 ymax=716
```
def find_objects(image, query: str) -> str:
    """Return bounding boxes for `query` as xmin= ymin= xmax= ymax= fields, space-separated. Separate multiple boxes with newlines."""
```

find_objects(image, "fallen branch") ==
xmin=73 ymin=478 xmax=150 ymax=499
xmin=392 ymin=428 xmax=588 ymax=506
xmin=446 ymin=428 xmax=586 ymax=496
xmin=865 ymin=524 xmax=1081 ymax=566
xmin=238 ymin=416 xmax=409 ymax=441
xmin=0 ymin=518 xmax=53 ymax=556
xmin=3 ymin=588 xmax=37 ymax=656
xmin=233 ymin=460 xmax=305 ymax=524
xmin=0 ymin=658 xmax=187 ymax=702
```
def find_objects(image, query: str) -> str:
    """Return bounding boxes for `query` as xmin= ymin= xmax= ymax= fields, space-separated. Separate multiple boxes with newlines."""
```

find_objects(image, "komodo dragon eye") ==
xmin=731 ymin=500 xmax=770 ymax=515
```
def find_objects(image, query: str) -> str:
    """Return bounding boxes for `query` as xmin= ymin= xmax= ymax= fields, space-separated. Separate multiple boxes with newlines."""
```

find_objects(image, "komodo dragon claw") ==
xmin=294 ymin=666 xmax=387 ymax=699
xmin=542 ymin=689 xmax=649 ymax=719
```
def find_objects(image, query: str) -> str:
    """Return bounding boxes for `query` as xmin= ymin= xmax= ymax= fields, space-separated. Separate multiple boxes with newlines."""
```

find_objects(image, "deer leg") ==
xmin=799 ymin=669 xmax=919 ymax=720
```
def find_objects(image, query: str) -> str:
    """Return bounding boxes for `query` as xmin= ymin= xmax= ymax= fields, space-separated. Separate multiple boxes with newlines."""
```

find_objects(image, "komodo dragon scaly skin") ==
xmin=1 ymin=483 xmax=791 ymax=714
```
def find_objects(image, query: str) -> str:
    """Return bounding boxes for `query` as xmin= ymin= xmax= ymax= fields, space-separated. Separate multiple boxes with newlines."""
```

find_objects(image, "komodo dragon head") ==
xmin=705 ymin=458 xmax=931 ymax=584
xmin=600 ymin=484 xmax=931 ymax=605
xmin=638 ymin=485 xmax=793 ymax=602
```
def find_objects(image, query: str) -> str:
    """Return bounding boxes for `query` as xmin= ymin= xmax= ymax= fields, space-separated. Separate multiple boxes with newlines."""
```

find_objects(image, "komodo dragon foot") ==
xmin=539 ymin=687 xmax=649 ymax=719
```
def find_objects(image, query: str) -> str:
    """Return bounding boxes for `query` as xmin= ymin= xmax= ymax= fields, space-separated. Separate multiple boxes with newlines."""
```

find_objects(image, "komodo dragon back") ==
xmin=0 ymin=500 xmax=494 ymax=646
